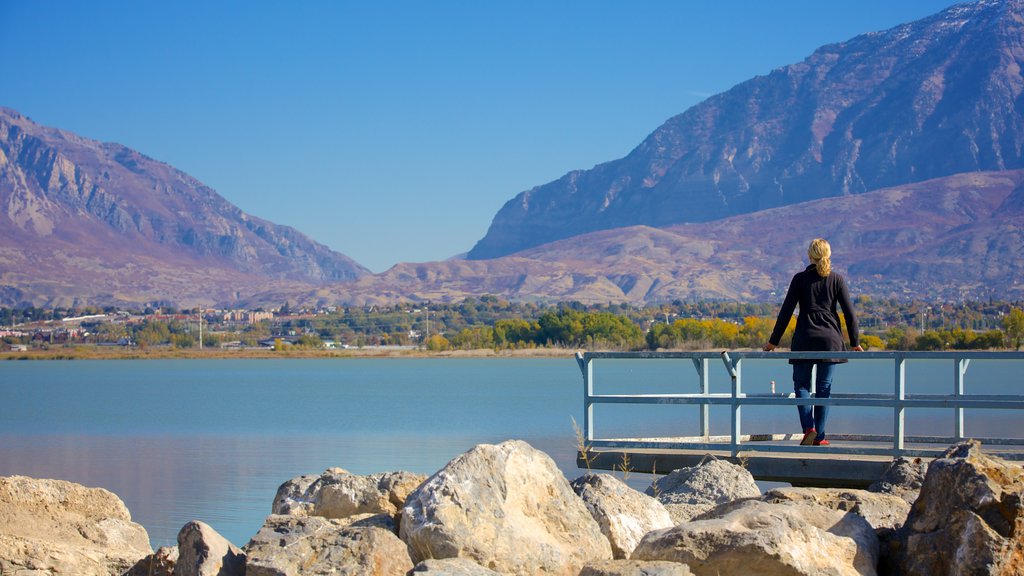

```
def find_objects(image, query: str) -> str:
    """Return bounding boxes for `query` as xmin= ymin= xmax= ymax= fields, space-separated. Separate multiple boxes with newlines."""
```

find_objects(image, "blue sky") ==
xmin=2 ymin=1 xmax=958 ymax=272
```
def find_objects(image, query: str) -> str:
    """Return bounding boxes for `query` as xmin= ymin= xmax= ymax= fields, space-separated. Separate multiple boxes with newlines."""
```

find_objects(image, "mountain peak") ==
xmin=0 ymin=108 xmax=369 ymax=307
xmin=468 ymin=0 xmax=1024 ymax=260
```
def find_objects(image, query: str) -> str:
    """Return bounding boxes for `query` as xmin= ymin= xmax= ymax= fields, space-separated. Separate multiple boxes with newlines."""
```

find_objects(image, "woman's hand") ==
xmin=762 ymin=342 xmax=776 ymax=352
xmin=852 ymin=345 xmax=864 ymax=352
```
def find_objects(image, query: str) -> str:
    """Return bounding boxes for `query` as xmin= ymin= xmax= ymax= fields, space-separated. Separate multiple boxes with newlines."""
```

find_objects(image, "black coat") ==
xmin=768 ymin=265 xmax=859 ymax=364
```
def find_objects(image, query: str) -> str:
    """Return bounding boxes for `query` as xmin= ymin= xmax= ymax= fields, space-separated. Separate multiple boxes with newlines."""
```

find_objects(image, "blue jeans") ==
xmin=793 ymin=362 xmax=835 ymax=440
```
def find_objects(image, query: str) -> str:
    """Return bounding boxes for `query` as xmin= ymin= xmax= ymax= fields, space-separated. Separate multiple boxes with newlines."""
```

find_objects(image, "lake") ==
xmin=0 ymin=356 xmax=1018 ymax=548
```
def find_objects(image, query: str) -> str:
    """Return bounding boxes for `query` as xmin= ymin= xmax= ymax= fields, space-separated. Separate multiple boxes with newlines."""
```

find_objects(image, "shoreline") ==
xmin=0 ymin=346 xmax=577 ymax=361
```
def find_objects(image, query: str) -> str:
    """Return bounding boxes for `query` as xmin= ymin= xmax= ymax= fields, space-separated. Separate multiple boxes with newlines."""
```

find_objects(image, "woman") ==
xmin=763 ymin=238 xmax=862 ymax=446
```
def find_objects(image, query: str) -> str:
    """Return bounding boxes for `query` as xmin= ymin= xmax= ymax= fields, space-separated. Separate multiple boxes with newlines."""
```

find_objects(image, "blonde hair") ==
xmin=808 ymin=238 xmax=832 ymax=277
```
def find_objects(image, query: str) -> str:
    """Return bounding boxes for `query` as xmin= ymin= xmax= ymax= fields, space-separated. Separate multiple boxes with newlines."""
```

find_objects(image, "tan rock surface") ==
xmin=897 ymin=441 xmax=1024 ymax=576
xmin=632 ymin=499 xmax=878 ymax=576
xmin=572 ymin=473 xmax=674 ymax=559
xmin=0 ymin=475 xmax=152 ymax=576
xmin=400 ymin=440 xmax=613 ymax=575
xmin=245 ymin=514 xmax=413 ymax=576
xmin=645 ymin=458 xmax=761 ymax=524
xmin=173 ymin=521 xmax=244 ymax=576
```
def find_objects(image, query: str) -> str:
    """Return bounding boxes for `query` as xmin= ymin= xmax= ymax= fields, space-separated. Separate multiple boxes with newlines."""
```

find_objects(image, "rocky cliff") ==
xmin=0 ymin=107 xmax=369 ymax=307
xmin=469 ymin=0 xmax=1024 ymax=259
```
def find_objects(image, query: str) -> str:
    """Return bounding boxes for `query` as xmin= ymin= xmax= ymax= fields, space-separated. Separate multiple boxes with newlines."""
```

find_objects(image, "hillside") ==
xmin=469 ymin=0 xmax=1024 ymax=259
xmin=334 ymin=170 xmax=1024 ymax=305
xmin=0 ymin=108 xmax=370 ymax=307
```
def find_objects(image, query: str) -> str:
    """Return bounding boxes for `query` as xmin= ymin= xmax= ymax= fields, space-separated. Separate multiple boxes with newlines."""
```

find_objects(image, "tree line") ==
xmin=2 ymin=298 xmax=1023 ymax=352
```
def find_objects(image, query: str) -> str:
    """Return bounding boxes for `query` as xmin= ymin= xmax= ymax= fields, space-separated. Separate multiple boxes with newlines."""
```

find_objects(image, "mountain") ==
xmin=338 ymin=170 xmax=1024 ymax=304
xmin=0 ymin=107 xmax=370 ymax=307
xmin=468 ymin=0 xmax=1024 ymax=259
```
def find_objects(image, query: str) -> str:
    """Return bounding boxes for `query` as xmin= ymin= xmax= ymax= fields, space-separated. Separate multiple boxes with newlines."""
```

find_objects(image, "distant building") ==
xmin=9 ymin=344 xmax=28 ymax=352
xmin=222 ymin=310 xmax=273 ymax=324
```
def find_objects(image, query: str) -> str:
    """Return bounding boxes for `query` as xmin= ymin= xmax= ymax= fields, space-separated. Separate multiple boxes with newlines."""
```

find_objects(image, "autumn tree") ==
xmin=1004 ymin=308 xmax=1024 ymax=350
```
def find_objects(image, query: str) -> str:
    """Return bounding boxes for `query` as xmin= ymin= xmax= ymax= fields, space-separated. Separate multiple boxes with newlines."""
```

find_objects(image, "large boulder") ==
xmin=173 ymin=521 xmax=244 ymax=576
xmin=273 ymin=468 xmax=425 ymax=527
xmin=868 ymin=456 xmax=928 ymax=505
xmin=896 ymin=440 xmax=1024 ymax=576
xmin=645 ymin=458 xmax=761 ymax=524
xmin=400 ymin=439 xmax=613 ymax=575
xmin=759 ymin=487 xmax=911 ymax=535
xmin=0 ymin=475 xmax=152 ymax=576
xmin=757 ymin=486 xmax=910 ymax=576
xmin=632 ymin=499 xmax=879 ymax=576
xmin=244 ymin=514 xmax=413 ymax=576
xmin=571 ymin=473 xmax=674 ymax=559
xmin=580 ymin=559 xmax=694 ymax=575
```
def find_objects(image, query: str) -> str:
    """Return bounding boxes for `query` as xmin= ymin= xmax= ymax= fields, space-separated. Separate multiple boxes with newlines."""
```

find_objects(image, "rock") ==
xmin=632 ymin=499 xmax=879 ymax=576
xmin=759 ymin=487 xmax=911 ymax=534
xmin=272 ymin=468 xmax=425 ymax=527
xmin=645 ymin=458 xmax=761 ymax=524
xmin=271 ymin=472 xmax=324 ymax=516
xmin=0 ymin=475 xmax=152 ymax=576
xmin=173 ymin=521 xmax=244 ymax=576
xmin=868 ymin=457 xmax=928 ymax=504
xmin=400 ymin=439 xmax=613 ymax=575
xmin=757 ymin=486 xmax=910 ymax=576
xmin=244 ymin=514 xmax=413 ymax=576
xmin=580 ymin=559 xmax=694 ymax=575
xmin=571 ymin=473 xmax=674 ymax=559
xmin=896 ymin=440 xmax=1024 ymax=576
xmin=409 ymin=557 xmax=504 ymax=575
xmin=125 ymin=546 xmax=178 ymax=576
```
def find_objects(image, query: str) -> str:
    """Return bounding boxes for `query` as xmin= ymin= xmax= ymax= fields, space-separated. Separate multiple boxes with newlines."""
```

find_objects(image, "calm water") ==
xmin=0 ymin=356 xmax=1018 ymax=548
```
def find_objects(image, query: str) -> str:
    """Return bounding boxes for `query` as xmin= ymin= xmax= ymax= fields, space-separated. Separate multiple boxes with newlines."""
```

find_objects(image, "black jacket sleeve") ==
xmin=836 ymin=275 xmax=859 ymax=348
xmin=768 ymin=274 xmax=799 ymax=346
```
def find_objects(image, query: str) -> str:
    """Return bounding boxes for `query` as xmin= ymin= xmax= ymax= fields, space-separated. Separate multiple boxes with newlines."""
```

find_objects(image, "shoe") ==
xmin=814 ymin=438 xmax=830 ymax=446
xmin=800 ymin=428 xmax=817 ymax=445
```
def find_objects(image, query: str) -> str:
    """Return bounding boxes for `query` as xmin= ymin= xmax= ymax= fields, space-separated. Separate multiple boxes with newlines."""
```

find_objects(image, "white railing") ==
xmin=576 ymin=350 xmax=1024 ymax=460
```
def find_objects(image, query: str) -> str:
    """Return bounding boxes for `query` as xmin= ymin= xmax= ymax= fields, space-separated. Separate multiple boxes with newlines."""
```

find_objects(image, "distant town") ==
xmin=2 ymin=296 xmax=1023 ymax=356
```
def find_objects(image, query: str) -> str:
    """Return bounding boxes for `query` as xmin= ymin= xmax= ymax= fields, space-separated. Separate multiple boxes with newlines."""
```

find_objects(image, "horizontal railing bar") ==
xmin=584 ymin=351 xmax=1024 ymax=361
xmin=589 ymin=439 xmax=907 ymax=457
xmin=588 ymin=440 xmax=1024 ymax=460
xmin=593 ymin=434 xmax=1024 ymax=446
xmin=587 ymin=394 xmax=1024 ymax=410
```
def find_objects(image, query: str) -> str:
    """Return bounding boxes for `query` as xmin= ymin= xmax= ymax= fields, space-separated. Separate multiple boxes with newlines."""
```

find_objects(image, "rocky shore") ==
xmin=1 ymin=439 xmax=1021 ymax=575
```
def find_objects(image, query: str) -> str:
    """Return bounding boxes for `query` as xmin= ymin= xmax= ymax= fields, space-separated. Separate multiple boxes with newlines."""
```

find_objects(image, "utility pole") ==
xmin=199 ymin=307 xmax=203 ymax=350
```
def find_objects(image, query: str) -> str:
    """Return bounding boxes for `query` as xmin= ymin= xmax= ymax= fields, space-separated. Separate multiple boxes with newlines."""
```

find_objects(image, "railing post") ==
xmin=894 ymin=355 xmax=906 ymax=453
xmin=693 ymin=357 xmax=710 ymax=439
xmin=576 ymin=352 xmax=594 ymax=442
xmin=955 ymin=358 xmax=970 ymax=441
xmin=731 ymin=356 xmax=743 ymax=457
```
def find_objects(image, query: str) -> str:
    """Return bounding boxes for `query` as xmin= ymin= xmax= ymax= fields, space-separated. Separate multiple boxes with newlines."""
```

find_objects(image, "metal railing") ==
xmin=576 ymin=350 xmax=1024 ymax=460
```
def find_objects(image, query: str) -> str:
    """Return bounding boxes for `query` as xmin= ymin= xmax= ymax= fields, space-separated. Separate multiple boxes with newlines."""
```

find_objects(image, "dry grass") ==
xmin=615 ymin=452 xmax=632 ymax=482
xmin=571 ymin=416 xmax=593 ymax=471
xmin=0 ymin=346 xmax=576 ymax=361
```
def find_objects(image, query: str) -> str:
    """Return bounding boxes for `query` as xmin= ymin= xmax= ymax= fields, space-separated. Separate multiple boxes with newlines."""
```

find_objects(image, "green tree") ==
xmin=296 ymin=333 xmax=323 ymax=348
xmin=1004 ymin=308 xmax=1024 ymax=350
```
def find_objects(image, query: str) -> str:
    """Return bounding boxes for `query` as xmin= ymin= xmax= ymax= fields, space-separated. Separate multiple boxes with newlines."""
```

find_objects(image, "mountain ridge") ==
xmin=312 ymin=170 xmax=1024 ymax=306
xmin=0 ymin=107 xmax=369 ymax=307
xmin=468 ymin=0 xmax=1024 ymax=259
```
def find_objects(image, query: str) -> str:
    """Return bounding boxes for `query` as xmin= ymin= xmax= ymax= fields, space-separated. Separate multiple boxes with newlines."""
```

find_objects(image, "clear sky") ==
xmin=2 ymin=1 xmax=958 ymax=272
